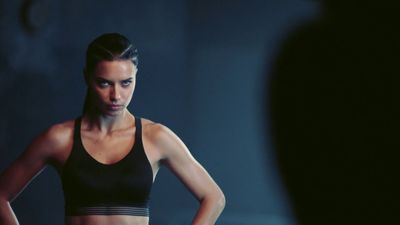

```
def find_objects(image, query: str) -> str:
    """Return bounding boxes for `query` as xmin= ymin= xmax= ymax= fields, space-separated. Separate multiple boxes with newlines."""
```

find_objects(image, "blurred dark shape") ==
xmin=269 ymin=1 xmax=400 ymax=225
xmin=20 ymin=0 xmax=55 ymax=33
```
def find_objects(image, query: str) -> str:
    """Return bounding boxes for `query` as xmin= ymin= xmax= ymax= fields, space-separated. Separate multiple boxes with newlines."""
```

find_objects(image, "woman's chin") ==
xmin=101 ymin=108 xmax=125 ymax=117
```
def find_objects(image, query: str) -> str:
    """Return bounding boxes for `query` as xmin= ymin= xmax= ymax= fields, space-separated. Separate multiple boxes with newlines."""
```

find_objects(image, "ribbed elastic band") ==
xmin=68 ymin=206 xmax=149 ymax=216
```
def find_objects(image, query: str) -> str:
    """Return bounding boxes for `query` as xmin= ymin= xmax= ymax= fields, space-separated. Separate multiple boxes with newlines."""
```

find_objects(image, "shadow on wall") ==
xmin=269 ymin=1 xmax=400 ymax=225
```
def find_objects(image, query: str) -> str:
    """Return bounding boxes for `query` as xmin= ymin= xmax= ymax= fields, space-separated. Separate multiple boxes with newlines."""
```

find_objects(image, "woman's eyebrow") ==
xmin=121 ymin=77 xmax=133 ymax=82
xmin=96 ymin=77 xmax=113 ymax=82
xmin=95 ymin=77 xmax=133 ymax=82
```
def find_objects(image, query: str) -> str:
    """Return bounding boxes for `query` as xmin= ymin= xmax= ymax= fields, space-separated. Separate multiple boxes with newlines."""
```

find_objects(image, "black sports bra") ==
xmin=61 ymin=117 xmax=153 ymax=216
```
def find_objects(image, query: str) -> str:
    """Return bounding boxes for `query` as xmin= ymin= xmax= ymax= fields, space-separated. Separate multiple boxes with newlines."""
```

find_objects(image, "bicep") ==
xmin=165 ymin=154 xmax=219 ymax=201
xmin=0 ymin=135 xmax=50 ymax=202
xmin=157 ymin=127 xmax=221 ymax=201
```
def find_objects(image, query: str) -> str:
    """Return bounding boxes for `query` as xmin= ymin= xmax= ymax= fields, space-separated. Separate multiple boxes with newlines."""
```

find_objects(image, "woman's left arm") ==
xmin=149 ymin=123 xmax=225 ymax=225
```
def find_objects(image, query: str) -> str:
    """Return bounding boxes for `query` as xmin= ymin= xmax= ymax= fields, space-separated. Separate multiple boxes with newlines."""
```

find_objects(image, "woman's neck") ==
xmin=83 ymin=110 xmax=135 ymax=133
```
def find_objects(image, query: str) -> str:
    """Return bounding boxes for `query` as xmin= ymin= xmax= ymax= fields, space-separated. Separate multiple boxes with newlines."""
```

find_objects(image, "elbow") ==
xmin=0 ymin=191 xmax=12 ymax=204
xmin=0 ymin=197 xmax=11 ymax=211
xmin=216 ymin=196 xmax=226 ymax=214
xmin=0 ymin=197 xmax=10 ymax=206
xmin=0 ymin=192 xmax=8 ymax=203
xmin=199 ymin=189 xmax=226 ymax=211
xmin=218 ymin=192 xmax=226 ymax=211
xmin=213 ymin=189 xmax=226 ymax=212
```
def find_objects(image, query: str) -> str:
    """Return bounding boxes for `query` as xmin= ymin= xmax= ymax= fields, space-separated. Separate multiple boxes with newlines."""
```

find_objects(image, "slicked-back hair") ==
xmin=85 ymin=33 xmax=138 ymax=75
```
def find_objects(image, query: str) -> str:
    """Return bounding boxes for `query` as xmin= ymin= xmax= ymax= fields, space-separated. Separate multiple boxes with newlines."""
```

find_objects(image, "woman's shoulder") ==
xmin=45 ymin=119 xmax=75 ymax=139
xmin=140 ymin=117 xmax=160 ymax=128
xmin=34 ymin=119 xmax=76 ymax=151
xmin=21 ymin=118 xmax=77 ymax=165
xmin=140 ymin=117 xmax=171 ymax=138
xmin=139 ymin=117 xmax=184 ymax=152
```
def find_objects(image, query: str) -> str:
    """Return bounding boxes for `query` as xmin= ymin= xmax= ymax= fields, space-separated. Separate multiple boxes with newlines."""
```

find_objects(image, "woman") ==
xmin=0 ymin=33 xmax=225 ymax=225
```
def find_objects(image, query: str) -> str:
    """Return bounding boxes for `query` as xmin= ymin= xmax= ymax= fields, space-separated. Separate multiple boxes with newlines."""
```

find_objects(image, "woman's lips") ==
xmin=108 ymin=105 xmax=123 ymax=110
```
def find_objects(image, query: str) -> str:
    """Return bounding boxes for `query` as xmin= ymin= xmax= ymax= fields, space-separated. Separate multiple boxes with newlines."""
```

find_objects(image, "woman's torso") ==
xmin=48 ymin=116 xmax=161 ymax=225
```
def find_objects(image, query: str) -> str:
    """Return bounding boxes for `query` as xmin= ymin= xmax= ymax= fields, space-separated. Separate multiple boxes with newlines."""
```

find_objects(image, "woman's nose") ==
xmin=110 ymin=85 xmax=121 ymax=102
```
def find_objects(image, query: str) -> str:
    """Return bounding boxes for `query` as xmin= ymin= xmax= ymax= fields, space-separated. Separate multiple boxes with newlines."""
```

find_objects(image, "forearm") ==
xmin=0 ymin=199 xmax=19 ymax=225
xmin=191 ymin=194 xmax=226 ymax=225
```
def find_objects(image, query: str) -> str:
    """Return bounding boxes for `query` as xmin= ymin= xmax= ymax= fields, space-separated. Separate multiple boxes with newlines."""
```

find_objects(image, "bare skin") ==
xmin=0 ymin=60 xmax=225 ymax=225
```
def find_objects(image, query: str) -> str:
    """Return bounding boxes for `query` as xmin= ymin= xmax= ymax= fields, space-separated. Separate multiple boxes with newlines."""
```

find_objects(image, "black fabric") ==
xmin=61 ymin=117 xmax=153 ymax=216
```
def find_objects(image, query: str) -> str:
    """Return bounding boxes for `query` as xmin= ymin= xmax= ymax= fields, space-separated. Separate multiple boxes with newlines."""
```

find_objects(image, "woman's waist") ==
xmin=65 ymin=213 xmax=149 ymax=225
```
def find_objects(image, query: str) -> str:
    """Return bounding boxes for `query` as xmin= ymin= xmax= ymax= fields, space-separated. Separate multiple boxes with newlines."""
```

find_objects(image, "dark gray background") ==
xmin=1 ymin=1 xmax=398 ymax=225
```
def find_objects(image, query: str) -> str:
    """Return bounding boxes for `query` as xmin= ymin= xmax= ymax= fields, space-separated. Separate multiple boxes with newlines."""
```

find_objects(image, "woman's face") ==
xmin=88 ymin=60 xmax=137 ymax=116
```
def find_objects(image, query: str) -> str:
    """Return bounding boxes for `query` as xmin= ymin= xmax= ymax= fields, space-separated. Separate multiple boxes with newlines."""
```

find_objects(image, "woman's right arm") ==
xmin=0 ymin=124 xmax=68 ymax=225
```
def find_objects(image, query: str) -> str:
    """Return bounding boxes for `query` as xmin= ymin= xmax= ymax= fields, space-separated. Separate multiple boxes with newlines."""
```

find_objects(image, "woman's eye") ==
xmin=121 ymin=80 xmax=132 ymax=87
xmin=98 ymin=81 xmax=111 ymax=87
